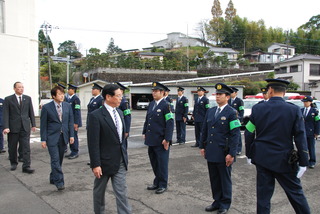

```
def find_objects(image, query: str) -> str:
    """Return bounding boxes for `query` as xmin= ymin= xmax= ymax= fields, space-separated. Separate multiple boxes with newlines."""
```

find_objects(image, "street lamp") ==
xmin=40 ymin=21 xmax=53 ymax=88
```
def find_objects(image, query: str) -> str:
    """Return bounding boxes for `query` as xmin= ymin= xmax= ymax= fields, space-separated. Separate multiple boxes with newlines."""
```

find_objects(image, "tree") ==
xmin=207 ymin=0 xmax=224 ymax=45
xmin=57 ymin=40 xmax=82 ymax=58
xmin=106 ymin=38 xmax=122 ymax=55
xmin=225 ymin=0 xmax=237 ymax=22
xmin=299 ymin=14 xmax=320 ymax=31
xmin=195 ymin=20 xmax=209 ymax=47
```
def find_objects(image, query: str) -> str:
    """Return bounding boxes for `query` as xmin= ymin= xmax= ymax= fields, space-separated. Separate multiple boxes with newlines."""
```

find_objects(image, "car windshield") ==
xmin=286 ymin=100 xmax=304 ymax=108
xmin=243 ymin=100 xmax=261 ymax=109
xmin=138 ymin=98 xmax=149 ymax=102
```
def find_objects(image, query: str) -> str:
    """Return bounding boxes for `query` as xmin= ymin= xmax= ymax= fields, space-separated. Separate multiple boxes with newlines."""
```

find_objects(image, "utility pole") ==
xmin=186 ymin=24 xmax=189 ymax=72
xmin=286 ymin=30 xmax=289 ymax=59
xmin=40 ymin=21 xmax=53 ymax=88
xmin=66 ymin=56 xmax=70 ymax=85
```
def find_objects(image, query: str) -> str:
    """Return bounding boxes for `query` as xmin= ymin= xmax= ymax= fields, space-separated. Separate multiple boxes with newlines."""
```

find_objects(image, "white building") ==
xmin=268 ymin=43 xmax=295 ymax=60
xmin=0 ymin=0 xmax=39 ymax=115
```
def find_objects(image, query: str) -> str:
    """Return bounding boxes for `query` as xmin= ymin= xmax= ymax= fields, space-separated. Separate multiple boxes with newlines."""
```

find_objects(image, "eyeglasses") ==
xmin=113 ymin=94 xmax=123 ymax=99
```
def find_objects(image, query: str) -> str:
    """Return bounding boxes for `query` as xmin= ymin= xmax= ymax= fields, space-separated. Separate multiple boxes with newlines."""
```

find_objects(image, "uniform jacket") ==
xmin=66 ymin=95 xmax=82 ymax=127
xmin=165 ymin=96 xmax=175 ymax=113
xmin=3 ymin=94 xmax=36 ymax=133
xmin=193 ymin=96 xmax=209 ymax=122
xmin=245 ymin=97 xmax=309 ymax=173
xmin=0 ymin=98 xmax=4 ymax=127
xmin=119 ymin=97 xmax=131 ymax=133
xmin=40 ymin=101 xmax=74 ymax=146
xmin=199 ymin=105 xmax=240 ymax=162
xmin=87 ymin=95 xmax=103 ymax=114
xmin=175 ymin=96 xmax=188 ymax=121
xmin=87 ymin=106 xmax=128 ymax=176
xmin=301 ymin=107 xmax=320 ymax=136
xmin=143 ymin=99 xmax=174 ymax=146
xmin=228 ymin=97 xmax=244 ymax=121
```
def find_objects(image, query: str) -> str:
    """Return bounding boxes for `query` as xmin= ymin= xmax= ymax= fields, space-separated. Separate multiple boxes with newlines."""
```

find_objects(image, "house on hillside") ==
xmin=243 ymin=50 xmax=281 ymax=63
xmin=268 ymin=43 xmax=295 ymax=60
xmin=274 ymin=54 xmax=320 ymax=98
xmin=138 ymin=52 xmax=164 ymax=61
xmin=207 ymin=47 xmax=239 ymax=62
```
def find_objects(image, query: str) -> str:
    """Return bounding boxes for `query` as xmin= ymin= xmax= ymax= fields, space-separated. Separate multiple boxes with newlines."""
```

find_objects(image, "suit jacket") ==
xmin=301 ymin=107 xmax=320 ymax=136
xmin=3 ymin=94 xmax=36 ymax=133
xmin=87 ymin=106 xmax=128 ymax=176
xmin=228 ymin=97 xmax=244 ymax=121
xmin=245 ymin=97 xmax=309 ymax=173
xmin=175 ymin=96 xmax=188 ymax=121
xmin=0 ymin=98 xmax=4 ymax=127
xmin=40 ymin=101 xmax=74 ymax=146
xmin=200 ymin=105 xmax=240 ymax=162
xmin=143 ymin=99 xmax=174 ymax=146
xmin=66 ymin=95 xmax=82 ymax=127
xmin=193 ymin=96 xmax=209 ymax=122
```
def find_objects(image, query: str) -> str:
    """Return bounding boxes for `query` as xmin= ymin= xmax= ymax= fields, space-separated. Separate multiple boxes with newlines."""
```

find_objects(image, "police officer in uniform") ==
xmin=164 ymin=87 xmax=175 ymax=113
xmin=258 ymin=87 xmax=269 ymax=103
xmin=175 ymin=87 xmax=188 ymax=145
xmin=301 ymin=95 xmax=320 ymax=169
xmin=87 ymin=83 xmax=103 ymax=116
xmin=65 ymin=84 xmax=82 ymax=159
xmin=228 ymin=87 xmax=244 ymax=155
xmin=245 ymin=79 xmax=310 ymax=214
xmin=143 ymin=82 xmax=174 ymax=194
xmin=191 ymin=86 xmax=210 ymax=147
xmin=200 ymin=83 xmax=240 ymax=214
xmin=115 ymin=82 xmax=131 ymax=138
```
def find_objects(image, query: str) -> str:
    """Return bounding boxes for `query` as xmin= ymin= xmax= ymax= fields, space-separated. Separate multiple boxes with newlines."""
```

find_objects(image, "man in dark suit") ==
xmin=200 ymin=83 xmax=240 ymax=214
xmin=65 ymin=84 xmax=82 ymax=159
xmin=228 ymin=87 xmax=244 ymax=155
xmin=191 ymin=86 xmax=209 ymax=147
xmin=87 ymin=83 xmax=103 ymax=127
xmin=40 ymin=86 xmax=74 ymax=191
xmin=175 ymin=86 xmax=188 ymax=145
xmin=87 ymin=84 xmax=131 ymax=214
xmin=143 ymin=82 xmax=174 ymax=194
xmin=0 ymin=98 xmax=6 ymax=153
xmin=245 ymin=79 xmax=310 ymax=214
xmin=301 ymin=96 xmax=320 ymax=169
xmin=115 ymin=82 xmax=131 ymax=138
xmin=2 ymin=82 xmax=36 ymax=173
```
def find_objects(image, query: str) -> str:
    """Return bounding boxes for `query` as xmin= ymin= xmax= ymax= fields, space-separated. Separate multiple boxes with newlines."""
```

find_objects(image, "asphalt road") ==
xmin=0 ymin=110 xmax=319 ymax=214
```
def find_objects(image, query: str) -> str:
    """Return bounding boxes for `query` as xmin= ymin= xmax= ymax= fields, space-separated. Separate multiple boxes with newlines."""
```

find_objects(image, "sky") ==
xmin=37 ymin=0 xmax=320 ymax=56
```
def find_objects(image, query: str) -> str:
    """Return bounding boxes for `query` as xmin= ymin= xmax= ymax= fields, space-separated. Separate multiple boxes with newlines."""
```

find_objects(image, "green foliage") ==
xmin=288 ymin=81 xmax=300 ymax=90
xmin=225 ymin=0 xmax=237 ymax=22
xmin=57 ymin=40 xmax=82 ymax=58
xmin=106 ymin=38 xmax=122 ymax=55
xmin=266 ymin=72 xmax=275 ymax=79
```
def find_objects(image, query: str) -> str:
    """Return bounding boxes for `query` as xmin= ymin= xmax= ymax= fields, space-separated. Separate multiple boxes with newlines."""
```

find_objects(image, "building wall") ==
xmin=0 ymin=0 xmax=39 ymax=115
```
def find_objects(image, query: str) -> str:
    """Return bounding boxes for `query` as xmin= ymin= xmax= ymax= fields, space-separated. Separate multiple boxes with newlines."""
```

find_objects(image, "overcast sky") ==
xmin=37 ymin=0 xmax=320 ymax=55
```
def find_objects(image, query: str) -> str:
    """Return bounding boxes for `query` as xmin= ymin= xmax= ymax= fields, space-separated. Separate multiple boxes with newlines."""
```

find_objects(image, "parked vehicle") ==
xmin=186 ymin=96 xmax=217 ymax=125
xmin=136 ymin=98 xmax=150 ymax=110
xmin=242 ymin=99 xmax=262 ymax=129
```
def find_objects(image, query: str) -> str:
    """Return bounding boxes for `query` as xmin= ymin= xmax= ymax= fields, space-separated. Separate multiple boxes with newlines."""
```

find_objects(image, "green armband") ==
xmin=239 ymin=106 xmax=244 ymax=111
xmin=75 ymin=104 xmax=81 ymax=109
xmin=165 ymin=112 xmax=174 ymax=121
xmin=205 ymin=104 xmax=210 ymax=109
xmin=315 ymin=115 xmax=320 ymax=121
xmin=229 ymin=119 xmax=241 ymax=130
xmin=123 ymin=109 xmax=131 ymax=116
xmin=184 ymin=103 xmax=189 ymax=107
xmin=245 ymin=121 xmax=256 ymax=133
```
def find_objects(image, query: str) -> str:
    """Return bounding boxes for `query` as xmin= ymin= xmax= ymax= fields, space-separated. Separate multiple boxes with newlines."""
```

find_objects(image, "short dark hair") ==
xmin=102 ymin=84 xmax=120 ymax=99
xmin=13 ymin=82 xmax=22 ymax=88
xmin=269 ymin=85 xmax=286 ymax=93
xmin=51 ymin=86 xmax=64 ymax=98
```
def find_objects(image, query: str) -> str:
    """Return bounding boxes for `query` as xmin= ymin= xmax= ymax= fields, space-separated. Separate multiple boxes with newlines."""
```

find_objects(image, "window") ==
xmin=310 ymin=64 xmax=320 ymax=76
xmin=0 ymin=0 xmax=4 ymax=33
xmin=290 ymin=65 xmax=298 ymax=73
xmin=276 ymin=67 xmax=287 ymax=74
xmin=283 ymin=48 xmax=291 ymax=56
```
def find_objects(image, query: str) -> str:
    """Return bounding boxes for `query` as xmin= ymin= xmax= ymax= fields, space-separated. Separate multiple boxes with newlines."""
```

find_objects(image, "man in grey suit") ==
xmin=40 ymin=86 xmax=74 ymax=191
xmin=2 ymin=82 xmax=36 ymax=173
xmin=87 ymin=84 xmax=131 ymax=214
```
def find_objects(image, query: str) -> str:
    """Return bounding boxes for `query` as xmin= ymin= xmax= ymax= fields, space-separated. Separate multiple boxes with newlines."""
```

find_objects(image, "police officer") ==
xmin=175 ymin=87 xmax=188 ymax=145
xmin=65 ymin=84 xmax=82 ymax=159
xmin=200 ymin=83 xmax=240 ymax=214
xmin=301 ymin=95 xmax=320 ymax=169
xmin=0 ymin=97 xmax=5 ymax=153
xmin=143 ymin=82 xmax=174 ymax=194
xmin=245 ymin=79 xmax=310 ymax=214
xmin=87 ymin=83 xmax=103 ymax=116
xmin=228 ymin=87 xmax=244 ymax=155
xmin=164 ymin=87 xmax=175 ymax=113
xmin=191 ymin=86 xmax=210 ymax=147
xmin=115 ymin=82 xmax=131 ymax=138
xmin=258 ymin=87 xmax=269 ymax=103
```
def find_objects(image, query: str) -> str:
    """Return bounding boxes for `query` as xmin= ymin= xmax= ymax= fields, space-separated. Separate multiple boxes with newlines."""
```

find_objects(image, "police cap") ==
xmin=301 ymin=96 xmax=313 ymax=102
xmin=67 ymin=83 xmax=78 ymax=90
xmin=92 ymin=83 xmax=103 ymax=91
xmin=265 ymin=79 xmax=290 ymax=88
xmin=56 ymin=83 xmax=66 ymax=89
xmin=197 ymin=86 xmax=206 ymax=91
xmin=261 ymin=87 xmax=268 ymax=94
xmin=177 ymin=86 xmax=185 ymax=91
xmin=115 ymin=82 xmax=128 ymax=90
xmin=164 ymin=86 xmax=170 ymax=92
xmin=230 ymin=86 xmax=239 ymax=92
xmin=152 ymin=82 xmax=166 ymax=91
xmin=215 ymin=83 xmax=233 ymax=95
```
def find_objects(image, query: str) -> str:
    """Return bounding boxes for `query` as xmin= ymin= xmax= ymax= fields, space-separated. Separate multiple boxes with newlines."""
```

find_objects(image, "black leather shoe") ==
xmin=179 ymin=142 xmax=185 ymax=145
xmin=155 ymin=187 xmax=167 ymax=194
xmin=68 ymin=154 xmax=79 ymax=159
xmin=217 ymin=209 xmax=228 ymax=214
xmin=22 ymin=167 xmax=35 ymax=174
xmin=205 ymin=204 xmax=219 ymax=212
xmin=65 ymin=153 xmax=72 ymax=158
xmin=50 ymin=180 xmax=54 ymax=185
xmin=147 ymin=184 xmax=158 ymax=190
xmin=309 ymin=165 xmax=315 ymax=169
xmin=191 ymin=144 xmax=199 ymax=147
xmin=57 ymin=185 xmax=65 ymax=191
xmin=0 ymin=149 xmax=6 ymax=153
xmin=10 ymin=165 xmax=17 ymax=171
xmin=18 ymin=158 xmax=24 ymax=162
xmin=87 ymin=162 xmax=91 ymax=165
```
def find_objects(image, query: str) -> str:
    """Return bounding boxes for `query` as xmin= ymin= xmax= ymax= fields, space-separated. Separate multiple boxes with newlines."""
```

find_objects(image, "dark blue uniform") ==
xmin=66 ymin=94 xmax=82 ymax=156
xmin=143 ymin=99 xmax=174 ymax=189
xmin=245 ymin=97 xmax=310 ymax=214
xmin=86 ymin=95 xmax=103 ymax=128
xmin=165 ymin=96 xmax=175 ymax=113
xmin=175 ymin=96 xmax=188 ymax=144
xmin=119 ymin=96 xmax=131 ymax=134
xmin=200 ymin=105 xmax=240 ymax=211
xmin=228 ymin=97 xmax=244 ymax=154
xmin=193 ymin=96 xmax=209 ymax=147
xmin=0 ymin=98 xmax=4 ymax=151
xmin=301 ymin=106 xmax=320 ymax=167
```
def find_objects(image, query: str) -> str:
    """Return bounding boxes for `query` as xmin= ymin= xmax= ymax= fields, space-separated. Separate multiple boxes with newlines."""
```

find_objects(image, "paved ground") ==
xmin=0 ymin=110 xmax=320 ymax=214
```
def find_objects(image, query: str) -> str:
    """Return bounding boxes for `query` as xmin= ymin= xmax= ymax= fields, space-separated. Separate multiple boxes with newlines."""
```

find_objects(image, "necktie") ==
xmin=152 ymin=102 xmax=157 ymax=111
xmin=304 ymin=108 xmax=308 ymax=117
xmin=198 ymin=98 xmax=200 ymax=103
xmin=89 ymin=97 xmax=94 ymax=104
xmin=57 ymin=104 xmax=62 ymax=121
xmin=215 ymin=108 xmax=221 ymax=119
xmin=19 ymin=96 xmax=22 ymax=107
xmin=113 ymin=108 xmax=122 ymax=142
